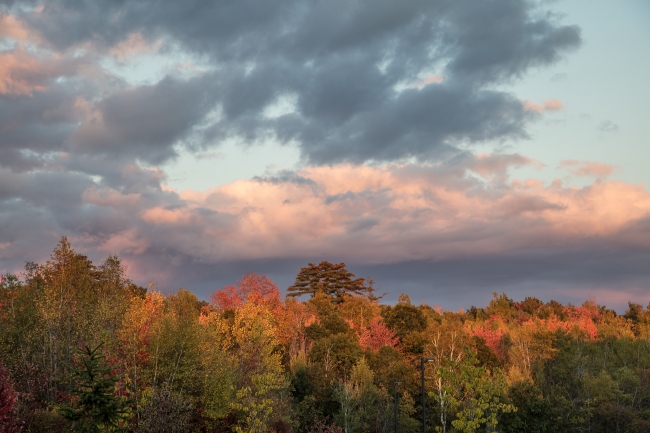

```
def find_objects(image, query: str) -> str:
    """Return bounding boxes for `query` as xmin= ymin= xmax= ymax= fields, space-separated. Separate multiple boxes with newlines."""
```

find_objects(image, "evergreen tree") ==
xmin=287 ymin=262 xmax=374 ymax=304
xmin=59 ymin=344 xmax=129 ymax=433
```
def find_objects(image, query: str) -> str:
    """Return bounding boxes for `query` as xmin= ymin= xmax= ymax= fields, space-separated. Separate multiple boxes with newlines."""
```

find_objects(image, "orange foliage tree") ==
xmin=276 ymin=299 xmax=317 ymax=361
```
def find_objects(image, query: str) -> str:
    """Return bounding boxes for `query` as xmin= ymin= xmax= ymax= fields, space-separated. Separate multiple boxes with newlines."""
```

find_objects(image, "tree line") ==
xmin=1 ymin=237 xmax=650 ymax=432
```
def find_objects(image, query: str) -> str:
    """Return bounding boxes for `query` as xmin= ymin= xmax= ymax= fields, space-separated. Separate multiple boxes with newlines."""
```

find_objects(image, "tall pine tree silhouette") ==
xmin=287 ymin=261 xmax=375 ymax=303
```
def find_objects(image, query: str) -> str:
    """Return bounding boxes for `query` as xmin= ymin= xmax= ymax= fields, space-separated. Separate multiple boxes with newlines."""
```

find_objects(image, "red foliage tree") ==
xmin=471 ymin=316 xmax=509 ymax=359
xmin=210 ymin=273 xmax=281 ymax=312
xmin=0 ymin=360 xmax=21 ymax=433
xmin=359 ymin=320 xmax=399 ymax=352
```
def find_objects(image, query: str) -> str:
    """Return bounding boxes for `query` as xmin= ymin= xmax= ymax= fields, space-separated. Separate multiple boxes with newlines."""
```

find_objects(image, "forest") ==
xmin=1 ymin=237 xmax=650 ymax=433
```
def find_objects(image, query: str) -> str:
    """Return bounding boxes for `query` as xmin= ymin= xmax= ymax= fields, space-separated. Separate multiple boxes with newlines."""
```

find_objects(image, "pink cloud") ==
xmin=523 ymin=99 xmax=564 ymax=112
xmin=0 ymin=13 xmax=37 ymax=42
xmin=0 ymin=46 xmax=81 ymax=96
xmin=3 ymin=156 xmax=646 ymax=308
xmin=96 ymin=228 xmax=150 ymax=256
xmin=559 ymin=160 xmax=620 ymax=178
xmin=410 ymin=75 xmax=444 ymax=89
xmin=82 ymin=186 xmax=141 ymax=209
xmin=141 ymin=207 xmax=196 ymax=225
xmin=78 ymin=157 xmax=650 ymax=268
xmin=468 ymin=153 xmax=542 ymax=180
xmin=109 ymin=33 xmax=161 ymax=61
xmin=0 ymin=48 xmax=48 ymax=96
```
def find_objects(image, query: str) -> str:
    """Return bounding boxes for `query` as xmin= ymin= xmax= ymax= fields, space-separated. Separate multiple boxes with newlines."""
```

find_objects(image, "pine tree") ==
xmin=287 ymin=262 xmax=374 ymax=304
xmin=59 ymin=344 xmax=129 ymax=433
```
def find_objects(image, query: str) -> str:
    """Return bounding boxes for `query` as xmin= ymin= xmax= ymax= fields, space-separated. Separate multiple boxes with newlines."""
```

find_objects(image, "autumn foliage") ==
xmin=211 ymin=272 xmax=282 ymax=312
xmin=359 ymin=320 xmax=399 ymax=352
xmin=2 ymin=238 xmax=650 ymax=433
xmin=0 ymin=360 xmax=20 ymax=433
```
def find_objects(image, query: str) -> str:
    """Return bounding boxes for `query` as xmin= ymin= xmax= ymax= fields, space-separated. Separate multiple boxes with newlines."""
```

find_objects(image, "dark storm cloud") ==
xmin=7 ymin=0 xmax=581 ymax=164
xmin=0 ymin=88 xmax=77 ymax=164
xmin=69 ymin=74 xmax=218 ymax=164
xmin=443 ymin=1 xmax=582 ymax=83
xmin=294 ymin=85 xmax=534 ymax=164
xmin=352 ymin=246 xmax=650 ymax=313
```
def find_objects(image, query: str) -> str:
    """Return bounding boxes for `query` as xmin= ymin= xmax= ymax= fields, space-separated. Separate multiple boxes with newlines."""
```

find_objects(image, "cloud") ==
xmin=468 ymin=152 xmax=541 ymax=181
xmin=0 ymin=13 xmax=32 ymax=41
xmin=550 ymin=72 xmax=568 ymax=82
xmin=0 ymin=45 xmax=84 ymax=96
xmin=194 ymin=151 xmax=225 ymax=161
xmin=559 ymin=160 xmax=620 ymax=178
xmin=597 ymin=120 xmax=620 ymax=133
xmin=3 ymin=0 xmax=581 ymax=164
xmin=0 ymin=153 xmax=648 ymax=310
xmin=0 ymin=11 xmax=45 ymax=44
xmin=108 ymin=33 xmax=161 ymax=61
xmin=410 ymin=75 xmax=444 ymax=89
xmin=523 ymin=99 xmax=564 ymax=113
xmin=69 ymin=74 xmax=218 ymax=164
xmin=13 ymin=155 xmax=650 ymax=265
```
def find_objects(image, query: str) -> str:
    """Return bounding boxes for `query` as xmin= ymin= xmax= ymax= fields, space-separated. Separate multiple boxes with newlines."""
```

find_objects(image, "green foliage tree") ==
xmin=332 ymin=358 xmax=378 ymax=433
xmin=290 ymin=359 xmax=323 ymax=433
xmin=59 ymin=344 xmax=129 ymax=432
xmin=533 ymin=331 xmax=590 ymax=431
xmin=424 ymin=329 xmax=467 ymax=433
xmin=499 ymin=380 xmax=552 ymax=433
xmin=402 ymin=394 xmax=420 ymax=433
xmin=287 ymin=262 xmax=374 ymax=303
xmin=365 ymin=345 xmax=413 ymax=395
xmin=449 ymin=359 xmax=515 ymax=433
xmin=427 ymin=348 xmax=515 ymax=433
xmin=309 ymin=334 xmax=363 ymax=384
xmin=306 ymin=292 xmax=352 ymax=340
xmin=381 ymin=294 xmax=427 ymax=342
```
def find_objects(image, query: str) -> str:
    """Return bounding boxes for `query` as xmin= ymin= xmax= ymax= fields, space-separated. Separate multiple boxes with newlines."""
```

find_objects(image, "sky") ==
xmin=0 ymin=0 xmax=649 ymax=312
